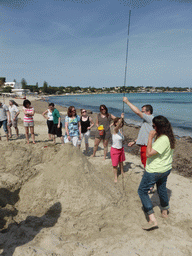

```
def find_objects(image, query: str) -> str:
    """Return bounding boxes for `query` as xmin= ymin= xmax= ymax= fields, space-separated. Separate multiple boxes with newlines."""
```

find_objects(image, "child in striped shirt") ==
xmin=23 ymin=99 xmax=35 ymax=144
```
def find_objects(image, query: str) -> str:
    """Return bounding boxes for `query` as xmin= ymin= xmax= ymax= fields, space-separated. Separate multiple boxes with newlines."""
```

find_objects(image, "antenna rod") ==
xmin=123 ymin=5 xmax=132 ymax=113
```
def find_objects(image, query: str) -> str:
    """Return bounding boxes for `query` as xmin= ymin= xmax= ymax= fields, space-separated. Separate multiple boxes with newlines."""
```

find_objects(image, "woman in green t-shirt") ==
xmin=138 ymin=115 xmax=175 ymax=230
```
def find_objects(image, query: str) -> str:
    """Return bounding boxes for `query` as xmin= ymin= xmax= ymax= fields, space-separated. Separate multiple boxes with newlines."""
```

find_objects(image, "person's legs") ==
xmin=110 ymin=147 xmax=120 ymax=182
xmin=92 ymin=138 xmax=102 ymax=157
xmin=119 ymin=162 xmax=124 ymax=177
xmin=25 ymin=126 xmax=29 ymax=143
xmin=8 ymin=123 xmax=12 ymax=138
xmin=71 ymin=136 xmax=79 ymax=147
xmin=140 ymin=145 xmax=147 ymax=168
xmin=103 ymin=139 xmax=109 ymax=160
xmin=84 ymin=130 xmax=90 ymax=152
xmin=56 ymin=123 xmax=64 ymax=145
xmin=47 ymin=120 xmax=53 ymax=140
xmin=138 ymin=171 xmax=158 ymax=228
xmin=52 ymin=134 xmax=56 ymax=144
xmin=51 ymin=124 xmax=56 ymax=144
xmin=156 ymin=170 xmax=171 ymax=217
xmin=3 ymin=120 xmax=8 ymax=141
xmin=30 ymin=126 xmax=35 ymax=144
xmin=13 ymin=120 xmax=19 ymax=137
xmin=119 ymin=148 xmax=125 ymax=177
xmin=113 ymin=166 xmax=118 ymax=183
xmin=15 ymin=127 xmax=19 ymax=137
xmin=0 ymin=121 xmax=2 ymax=140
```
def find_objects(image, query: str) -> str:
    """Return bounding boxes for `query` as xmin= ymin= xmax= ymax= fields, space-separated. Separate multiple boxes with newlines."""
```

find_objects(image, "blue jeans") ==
xmin=138 ymin=169 xmax=171 ymax=215
xmin=0 ymin=120 xmax=8 ymax=133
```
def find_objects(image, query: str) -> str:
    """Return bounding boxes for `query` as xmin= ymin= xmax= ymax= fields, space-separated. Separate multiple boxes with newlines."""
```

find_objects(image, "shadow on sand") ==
xmin=0 ymin=202 xmax=62 ymax=255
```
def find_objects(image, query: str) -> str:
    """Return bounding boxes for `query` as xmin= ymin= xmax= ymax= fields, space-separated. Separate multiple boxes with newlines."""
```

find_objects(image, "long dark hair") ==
xmin=153 ymin=115 xmax=175 ymax=149
xmin=67 ymin=106 xmax=76 ymax=117
xmin=100 ymin=104 xmax=109 ymax=118
xmin=10 ymin=100 xmax=19 ymax=107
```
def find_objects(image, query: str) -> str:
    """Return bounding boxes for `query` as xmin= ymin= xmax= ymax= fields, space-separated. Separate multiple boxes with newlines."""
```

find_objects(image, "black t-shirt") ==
xmin=81 ymin=117 xmax=90 ymax=133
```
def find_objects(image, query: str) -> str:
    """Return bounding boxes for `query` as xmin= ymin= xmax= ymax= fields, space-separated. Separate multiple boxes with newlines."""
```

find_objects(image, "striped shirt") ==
xmin=23 ymin=107 xmax=34 ymax=123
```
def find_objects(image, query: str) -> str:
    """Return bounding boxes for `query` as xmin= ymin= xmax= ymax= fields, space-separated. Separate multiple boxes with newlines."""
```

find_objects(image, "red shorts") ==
xmin=110 ymin=147 xmax=125 ymax=167
xmin=140 ymin=145 xmax=147 ymax=168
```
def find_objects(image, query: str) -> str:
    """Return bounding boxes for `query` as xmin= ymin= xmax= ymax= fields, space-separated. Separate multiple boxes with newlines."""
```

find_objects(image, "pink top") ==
xmin=23 ymin=107 xmax=34 ymax=123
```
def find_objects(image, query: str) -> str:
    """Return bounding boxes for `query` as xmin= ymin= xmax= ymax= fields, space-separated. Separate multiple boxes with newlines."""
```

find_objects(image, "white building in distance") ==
xmin=4 ymin=82 xmax=16 ymax=88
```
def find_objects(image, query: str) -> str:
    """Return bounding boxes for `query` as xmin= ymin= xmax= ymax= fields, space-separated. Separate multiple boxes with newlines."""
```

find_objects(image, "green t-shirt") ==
xmin=52 ymin=108 xmax=60 ymax=124
xmin=146 ymin=135 xmax=173 ymax=173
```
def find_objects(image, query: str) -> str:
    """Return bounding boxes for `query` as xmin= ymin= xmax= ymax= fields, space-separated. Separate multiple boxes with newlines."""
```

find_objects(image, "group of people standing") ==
xmin=0 ymin=96 xmax=175 ymax=230
xmin=0 ymin=100 xmax=20 ymax=141
xmin=42 ymin=103 xmax=94 ymax=150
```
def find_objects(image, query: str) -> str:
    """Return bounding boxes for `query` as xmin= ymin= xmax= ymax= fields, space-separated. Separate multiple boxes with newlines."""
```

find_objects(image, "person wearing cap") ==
xmin=0 ymin=101 xmax=11 ymax=141
xmin=8 ymin=100 xmax=20 ymax=138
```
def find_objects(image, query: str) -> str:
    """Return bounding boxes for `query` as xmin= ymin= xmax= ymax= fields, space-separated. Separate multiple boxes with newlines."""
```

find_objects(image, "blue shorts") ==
xmin=0 ymin=120 xmax=8 ymax=133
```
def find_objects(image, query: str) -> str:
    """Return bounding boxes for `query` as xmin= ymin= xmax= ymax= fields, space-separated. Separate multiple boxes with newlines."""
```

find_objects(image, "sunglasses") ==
xmin=71 ymin=109 xmax=76 ymax=112
xmin=101 ymin=108 xmax=106 ymax=110
xmin=82 ymin=110 xmax=86 ymax=113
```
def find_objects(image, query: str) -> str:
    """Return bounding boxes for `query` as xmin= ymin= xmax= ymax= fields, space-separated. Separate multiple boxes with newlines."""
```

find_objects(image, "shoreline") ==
xmin=48 ymin=94 xmax=192 ymax=139
xmin=48 ymin=91 xmax=192 ymax=96
xmin=40 ymin=97 xmax=192 ymax=140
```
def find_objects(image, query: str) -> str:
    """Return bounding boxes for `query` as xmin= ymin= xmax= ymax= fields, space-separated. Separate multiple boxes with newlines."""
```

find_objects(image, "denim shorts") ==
xmin=24 ymin=122 xmax=34 ymax=127
xmin=0 ymin=120 xmax=8 ymax=133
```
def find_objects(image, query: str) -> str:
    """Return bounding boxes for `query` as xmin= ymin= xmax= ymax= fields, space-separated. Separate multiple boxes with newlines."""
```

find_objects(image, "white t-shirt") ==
xmin=111 ymin=130 xmax=124 ymax=149
xmin=9 ymin=105 xmax=19 ymax=120
xmin=0 ymin=104 xmax=8 ymax=121
xmin=47 ymin=109 xmax=53 ymax=121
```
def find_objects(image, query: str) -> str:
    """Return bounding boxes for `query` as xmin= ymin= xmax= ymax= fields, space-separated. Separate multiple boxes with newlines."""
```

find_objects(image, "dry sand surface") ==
xmin=0 ymin=97 xmax=192 ymax=255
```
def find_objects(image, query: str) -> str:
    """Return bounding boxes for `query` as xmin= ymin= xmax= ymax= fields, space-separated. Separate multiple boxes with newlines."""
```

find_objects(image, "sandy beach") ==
xmin=0 ymin=97 xmax=192 ymax=255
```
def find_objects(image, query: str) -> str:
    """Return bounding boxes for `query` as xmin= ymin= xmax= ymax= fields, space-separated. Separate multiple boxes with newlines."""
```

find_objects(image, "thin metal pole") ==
xmin=123 ymin=3 xmax=132 ymax=113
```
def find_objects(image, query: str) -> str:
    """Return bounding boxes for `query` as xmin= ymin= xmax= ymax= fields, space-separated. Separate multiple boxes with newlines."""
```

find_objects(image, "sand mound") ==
xmin=0 ymin=142 xmax=192 ymax=255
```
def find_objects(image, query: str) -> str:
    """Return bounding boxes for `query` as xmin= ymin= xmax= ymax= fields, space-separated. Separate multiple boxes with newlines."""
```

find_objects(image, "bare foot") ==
xmin=142 ymin=221 xmax=158 ymax=230
xmin=91 ymin=154 xmax=95 ymax=157
xmin=161 ymin=210 xmax=168 ymax=218
xmin=114 ymin=178 xmax=117 ymax=183
xmin=32 ymin=141 xmax=36 ymax=144
xmin=26 ymin=141 xmax=30 ymax=144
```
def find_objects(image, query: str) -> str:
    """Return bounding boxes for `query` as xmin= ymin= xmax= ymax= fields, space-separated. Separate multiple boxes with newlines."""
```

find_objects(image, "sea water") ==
xmin=50 ymin=92 xmax=192 ymax=138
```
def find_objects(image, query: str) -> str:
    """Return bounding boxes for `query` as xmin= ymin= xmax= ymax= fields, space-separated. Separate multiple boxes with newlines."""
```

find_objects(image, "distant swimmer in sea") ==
xmin=92 ymin=105 xmax=116 ymax=160
xmin=42 ymin=103 xmax=54 ymax=140
xmin=138 ymin=115 xmax=175 ymax=230
xmin=123 ymin=97 xmax=154 ymax=169
xmin=8 ymin=100 xmax=20 ymax=138
xmin=80 ymin=109 xmax=94 ymax=153
xmin=110 ymin=113 xmax=125 ymax=183
xmin=0 ymin=101 xmax=11 ymax=141
xmin=23 ymin=99 xmax=35 ymax=144
xmin=48 ymin=103 xmax=64 ymax=144
xmin=65 ymin=106 xmax=81 ymax=147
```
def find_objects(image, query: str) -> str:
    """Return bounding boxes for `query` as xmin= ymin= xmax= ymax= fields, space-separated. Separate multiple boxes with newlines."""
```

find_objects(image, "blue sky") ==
xmin=0 ymin=0 xmax=191 ymax=88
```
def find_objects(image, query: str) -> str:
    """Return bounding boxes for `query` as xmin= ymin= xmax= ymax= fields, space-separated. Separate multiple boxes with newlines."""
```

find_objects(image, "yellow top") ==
xmin=146 ymin=135 xmax=173 ymax=173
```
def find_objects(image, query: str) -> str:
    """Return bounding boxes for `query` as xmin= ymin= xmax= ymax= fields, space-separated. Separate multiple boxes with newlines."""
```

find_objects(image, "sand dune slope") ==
xmin=0 ymin=139 xmax=192 ymax=255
